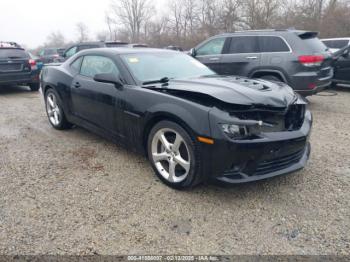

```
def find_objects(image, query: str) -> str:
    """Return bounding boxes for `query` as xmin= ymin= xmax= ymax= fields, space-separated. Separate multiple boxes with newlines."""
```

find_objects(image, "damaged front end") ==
xmin=207 ymin=95 xmax=312 ymax=183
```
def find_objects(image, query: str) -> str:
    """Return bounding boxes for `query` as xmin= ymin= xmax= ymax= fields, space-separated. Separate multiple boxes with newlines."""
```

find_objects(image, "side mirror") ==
xmin=342 ymin=48 xmax=350 ymax=58
xmin=94 ymin=73 xmax=123 ymax=89
xmin=190 ymin=48 xmax=197 ymax=57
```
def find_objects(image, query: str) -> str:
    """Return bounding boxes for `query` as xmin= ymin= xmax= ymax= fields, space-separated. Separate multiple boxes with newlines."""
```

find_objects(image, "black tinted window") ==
xmin=323 ymin=40 xmax=349 ymax=49
xmin=44 ymin=49 xmax=58 ymax=55
xmin=259 ymin=36 xmax=290 ymax=52
xmin=228 ymin=36 xmax=259 ymax=54
xmin=0 ymin=49 xmax=29 ymax=59
xmin=78 ymin=45 xmax=99 ymax=51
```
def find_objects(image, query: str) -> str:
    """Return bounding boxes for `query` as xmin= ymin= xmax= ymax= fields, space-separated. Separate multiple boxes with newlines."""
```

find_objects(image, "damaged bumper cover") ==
xmin=204 ymin=97 xmax=312 ymax=183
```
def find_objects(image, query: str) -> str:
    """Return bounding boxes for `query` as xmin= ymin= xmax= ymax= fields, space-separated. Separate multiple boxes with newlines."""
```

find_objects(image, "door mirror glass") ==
xmin=190 ymin=48 xmax=197 ymax=57
xmin=94 ymin=73 xmax=123 ymax=88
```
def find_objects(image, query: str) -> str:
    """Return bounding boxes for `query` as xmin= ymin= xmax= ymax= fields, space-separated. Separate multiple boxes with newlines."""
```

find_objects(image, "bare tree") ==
xmin=109 ymin=0 xmax=154 ymax=42
xmin=244 ymin=0 xmax=282 ymax=29
xmin=76 ymin=22 xmax=90 ymax=42
xmin=220 ymin=0 xmax=243 ymax=32
xmin=45 ymin=31 xmax=66 ymax=47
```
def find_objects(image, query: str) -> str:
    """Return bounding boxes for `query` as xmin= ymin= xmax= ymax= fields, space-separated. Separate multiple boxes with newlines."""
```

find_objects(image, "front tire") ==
xmin=45 ymin=89 xmax=72 ymax=130
xmin=147 ymin=121 xmax=203 ymax=189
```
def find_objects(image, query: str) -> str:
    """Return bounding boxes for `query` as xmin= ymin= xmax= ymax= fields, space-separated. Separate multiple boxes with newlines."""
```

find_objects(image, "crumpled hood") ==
xmin=165 ymin=76 xmax=297 ymax=108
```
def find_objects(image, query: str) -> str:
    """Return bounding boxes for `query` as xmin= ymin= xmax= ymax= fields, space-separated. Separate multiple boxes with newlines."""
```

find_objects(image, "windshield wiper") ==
xmin=142 ymin=77 xmax=171 ymax=85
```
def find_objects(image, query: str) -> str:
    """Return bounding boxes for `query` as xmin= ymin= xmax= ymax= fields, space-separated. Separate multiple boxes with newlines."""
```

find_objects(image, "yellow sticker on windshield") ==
xmin=129 ymin=57 xmax=139 ymax=63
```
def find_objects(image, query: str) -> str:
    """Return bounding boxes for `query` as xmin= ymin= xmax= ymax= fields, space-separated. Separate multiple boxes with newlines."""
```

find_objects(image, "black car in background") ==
xmin=40 ymin=48 xmax=311 ymax=189
xmin=190 ymin=29 xmax=333 ymax=96
xmin=62 ymin=41 xmax=129 ymax=60
xmin=0 ymin=44 xmax=40 ymax=91
xmin=331 ymin=45 xmax=350 ymax=86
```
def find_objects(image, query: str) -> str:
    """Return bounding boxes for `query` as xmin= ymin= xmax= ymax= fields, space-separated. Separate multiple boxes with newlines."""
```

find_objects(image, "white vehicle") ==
xmin=322 ymin=38 xmax=350 ymax=53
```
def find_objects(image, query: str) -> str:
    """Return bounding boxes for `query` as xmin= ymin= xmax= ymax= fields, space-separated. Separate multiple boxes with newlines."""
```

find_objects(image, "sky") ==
xmin=0 ymin=0 xmax=115 ymax=49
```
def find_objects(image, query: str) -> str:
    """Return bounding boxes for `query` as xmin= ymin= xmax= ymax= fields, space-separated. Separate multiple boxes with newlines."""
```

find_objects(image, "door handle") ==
xmin=246 ymin=56 xmax=258 ymax=60
xmin=209 ymin=57 xmax=220 ymax=61
xmin=74 ymin=82 xmax=81 ymax=88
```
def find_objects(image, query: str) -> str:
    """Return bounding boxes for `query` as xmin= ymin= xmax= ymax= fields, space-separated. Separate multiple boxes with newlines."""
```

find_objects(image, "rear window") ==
xmin=259 ymin=36 xmax=290 ymax=52
xmin=323 ymin=40 xmax=349 ymax=49
xmin=300 ymin=37 xmax=328 ymax=52
xmin=228 ymin=36 xmax=259 ymax=54
xmin=44 ymin=49 xmax=59 ymax=55
xmin=0 ymin=48 xmax=29 ymax=59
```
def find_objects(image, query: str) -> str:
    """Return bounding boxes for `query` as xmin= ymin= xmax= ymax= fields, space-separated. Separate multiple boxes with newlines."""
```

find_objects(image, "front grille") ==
xmin=254 ymin=149 xmax=305 ymax=176
xmin=223 ymin=149 xmax=305 ymax=179
xmin=0 ymin=63 xmax=22 ymax=72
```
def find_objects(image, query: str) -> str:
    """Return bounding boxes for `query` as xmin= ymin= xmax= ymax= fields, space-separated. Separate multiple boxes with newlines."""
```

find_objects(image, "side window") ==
xmin=78 ymin=45 xmax=99 ymax=51
xmin=196 ymin=38 xmax=226 ymax=56
xmin=70 ymin=57 xmax=83 ymax=73
xmin=259 ymin=36 xmax=290 ymax=52
xmin=228 ymin=36 xmax=259 ymax=54
xmin=80 ymin=56 xmax=120 ymax=78
xmin=65 ymin=46 xmax=77 ymax=58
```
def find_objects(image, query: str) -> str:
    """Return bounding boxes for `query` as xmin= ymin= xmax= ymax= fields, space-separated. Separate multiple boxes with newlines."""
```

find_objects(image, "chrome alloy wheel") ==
xmin=151 ymin=128 xmax=191 ymax=183
xmin=46 ymin=93 xmax=61 ymax=126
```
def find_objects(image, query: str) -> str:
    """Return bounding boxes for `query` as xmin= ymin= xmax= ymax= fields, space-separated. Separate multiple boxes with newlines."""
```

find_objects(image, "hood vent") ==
xmin=224 ymin=77 xmax=271 ymax=91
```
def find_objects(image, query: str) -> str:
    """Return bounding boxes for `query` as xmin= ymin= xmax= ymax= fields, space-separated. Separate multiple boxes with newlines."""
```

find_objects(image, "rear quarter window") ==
xmin=259 ymin=36 xmax=290 ymax=52
xmin=0 ymin=49 xmax=29 ymax=59
xmin=301 ymin=37 xmax=328 ymax=53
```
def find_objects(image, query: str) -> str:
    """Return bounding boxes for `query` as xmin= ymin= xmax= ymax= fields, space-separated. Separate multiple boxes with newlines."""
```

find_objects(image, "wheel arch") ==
xmin=142 ymin=112 xmax=198 ymax=157
xmin=250 ymin=69 xmax=288 ymax=83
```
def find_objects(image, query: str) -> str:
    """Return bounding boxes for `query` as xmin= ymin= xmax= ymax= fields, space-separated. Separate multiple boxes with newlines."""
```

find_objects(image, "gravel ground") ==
xmin=0 ymin=85 xmax=349 ymax=255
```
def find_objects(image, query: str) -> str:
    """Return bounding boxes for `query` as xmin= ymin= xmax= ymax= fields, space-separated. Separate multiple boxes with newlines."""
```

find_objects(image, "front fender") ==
xmin=145 ymin=102 xmax=211 ymax=138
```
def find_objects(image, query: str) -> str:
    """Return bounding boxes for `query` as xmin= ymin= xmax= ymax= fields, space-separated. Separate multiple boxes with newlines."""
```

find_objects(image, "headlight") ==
xmin=221 ymin=124 xmax=248 ymax=139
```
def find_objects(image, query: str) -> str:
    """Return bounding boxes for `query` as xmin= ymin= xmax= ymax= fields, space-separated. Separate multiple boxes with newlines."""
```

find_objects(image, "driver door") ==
xmin=334 ymin=54 xmax=350 ymax=83
xmin=194 ymin=37 xmax=228 ymax=74
xmin=71 ymin=55 xmax=121 ymax=135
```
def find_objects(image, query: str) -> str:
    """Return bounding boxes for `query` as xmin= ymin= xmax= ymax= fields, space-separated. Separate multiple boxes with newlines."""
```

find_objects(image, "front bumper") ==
xmin=204 ymin=106 xmax=312 ymax=183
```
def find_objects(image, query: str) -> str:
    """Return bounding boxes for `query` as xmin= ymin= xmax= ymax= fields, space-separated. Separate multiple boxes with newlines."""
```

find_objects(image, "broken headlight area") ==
xmin=221 ymin=104 xmax=306 ymax=140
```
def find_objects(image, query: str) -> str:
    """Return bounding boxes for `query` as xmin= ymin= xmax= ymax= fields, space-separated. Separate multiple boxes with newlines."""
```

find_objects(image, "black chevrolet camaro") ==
xmin=40 ymin=48 xmax=312 ymax=189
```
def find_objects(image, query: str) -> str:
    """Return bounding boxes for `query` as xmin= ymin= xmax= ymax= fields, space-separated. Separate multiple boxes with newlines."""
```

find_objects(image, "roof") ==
xmin=79 ymin=47 xmax=178 ymax=55
xmin=216 ymin=29 xmax=317 ymax=37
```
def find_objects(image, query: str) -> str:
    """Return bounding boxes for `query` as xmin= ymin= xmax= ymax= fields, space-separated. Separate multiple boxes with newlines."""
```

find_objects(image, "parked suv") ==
xmin=63 ymin=41 xmax=129 ymax=60
xmin=0 ymin=43 xmax=40 ymax=91
xmin=190 ymin=29 xmax=333 ymax=96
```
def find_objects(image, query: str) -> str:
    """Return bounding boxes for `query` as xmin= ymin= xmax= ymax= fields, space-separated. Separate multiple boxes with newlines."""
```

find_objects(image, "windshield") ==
xmin=0 ymin=48 xmax=29 ymax=59
xmin=121 ymin=52 xmax=215 ymax=83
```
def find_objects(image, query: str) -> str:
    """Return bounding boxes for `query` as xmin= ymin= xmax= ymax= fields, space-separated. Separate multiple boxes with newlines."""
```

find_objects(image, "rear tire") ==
xmin=147 ymin=121 xmax=203 ymax=189
xmin=45 ymin=89 xmax=72 ymax=130
xmin=29 ymin=83 xmax=40 ymax=91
